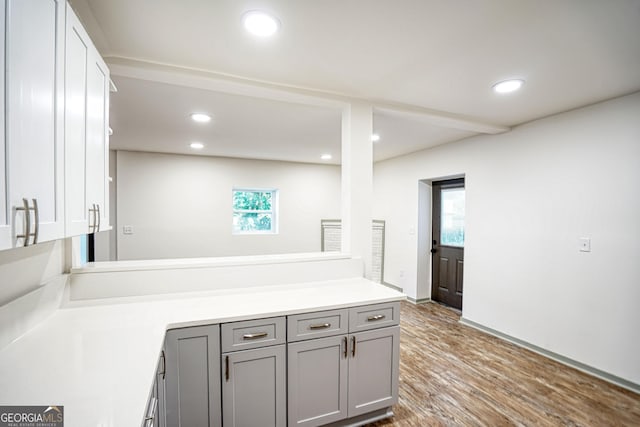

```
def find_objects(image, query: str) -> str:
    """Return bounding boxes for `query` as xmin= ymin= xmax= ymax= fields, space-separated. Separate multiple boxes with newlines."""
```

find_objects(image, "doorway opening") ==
xmin=431 ymin=178 xmax=465 ymax=310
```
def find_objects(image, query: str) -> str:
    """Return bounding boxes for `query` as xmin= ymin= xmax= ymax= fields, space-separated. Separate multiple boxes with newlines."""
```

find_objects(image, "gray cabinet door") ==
xmin=288 ymin=335 xmax=348 ymax=427
xmin=222 ymin=345 xmax=286 ymax=427
xmin=347 ymin=326 xmax=400 ymax=418
xmin=165 ymin=325 xmax=222 ymax=427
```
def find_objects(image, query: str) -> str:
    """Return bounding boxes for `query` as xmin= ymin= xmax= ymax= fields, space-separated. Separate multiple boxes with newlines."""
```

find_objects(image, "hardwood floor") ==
xmin=370 ymin=301 xmax=640 ymax=427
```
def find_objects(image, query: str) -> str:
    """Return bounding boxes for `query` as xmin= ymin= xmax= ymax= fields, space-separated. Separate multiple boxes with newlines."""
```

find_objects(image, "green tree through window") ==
xmin=233 ymin=189 xmax=277 ymax=233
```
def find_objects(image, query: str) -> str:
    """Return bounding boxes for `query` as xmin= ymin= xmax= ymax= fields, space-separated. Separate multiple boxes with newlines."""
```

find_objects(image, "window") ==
xmin=232 ymin=188 xmax=278 ymax=234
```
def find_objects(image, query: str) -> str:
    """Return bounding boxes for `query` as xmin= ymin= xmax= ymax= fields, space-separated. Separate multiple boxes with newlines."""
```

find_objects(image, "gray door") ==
xmin=288 ymin=335 xmax=348 ymax=426
xmin=347 ymin=326 xmax=400 ymax=417
xmin=431 ymin=178 xmax=465 ymax=310
xmin=222 ymin=345 xmax=286 ymax=427
xmin=165 ymin=325 xmax=222 ymax=427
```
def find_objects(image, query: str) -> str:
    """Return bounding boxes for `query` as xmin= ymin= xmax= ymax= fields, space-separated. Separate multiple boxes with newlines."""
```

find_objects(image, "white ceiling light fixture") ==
xmin=190 ymin=113 xmax=211 ymax=123
xmin=190 ymin=142 xmax=204 ymax=150
xmin=492 ymin=79 xmax=525 ymax=94
xmin=242 ymin=10 xmax=280 ymax=37
xmin=320 ymin=154 xmax=332 ymax=160
xmin=371 ymin=133 xmax=381 ymax=142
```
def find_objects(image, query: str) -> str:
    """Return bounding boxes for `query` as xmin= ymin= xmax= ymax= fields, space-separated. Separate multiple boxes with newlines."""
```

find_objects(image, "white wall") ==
xmin=373 ymin=92 xmax=640 ymax=385
xmin=116 ymin=151 xmax=341 ymax=260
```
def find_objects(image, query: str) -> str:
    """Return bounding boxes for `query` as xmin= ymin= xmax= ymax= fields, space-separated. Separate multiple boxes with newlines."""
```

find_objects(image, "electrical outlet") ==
xmin=579 ymin=237 xmax=591 ymax=252
xmin=123 ymin=225 xmax=134 ymax=235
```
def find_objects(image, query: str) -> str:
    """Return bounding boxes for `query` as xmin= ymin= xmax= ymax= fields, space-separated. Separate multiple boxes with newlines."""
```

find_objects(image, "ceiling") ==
xmin=70 ymin=0 xmax=640 ymax=164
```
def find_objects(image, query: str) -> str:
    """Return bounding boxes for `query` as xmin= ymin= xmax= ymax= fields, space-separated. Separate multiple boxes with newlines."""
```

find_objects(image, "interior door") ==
xmin=431 ymin=178 xmax=465 ymax=310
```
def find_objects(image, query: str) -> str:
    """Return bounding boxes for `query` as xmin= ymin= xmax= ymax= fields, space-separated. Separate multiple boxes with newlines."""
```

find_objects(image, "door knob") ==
xmin=430 ymin=248 xmax=437 ymax=254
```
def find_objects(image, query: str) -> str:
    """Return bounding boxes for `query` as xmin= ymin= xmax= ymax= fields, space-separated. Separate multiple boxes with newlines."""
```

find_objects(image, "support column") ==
xmin=341 ymin=102 xmax=373 ymax=279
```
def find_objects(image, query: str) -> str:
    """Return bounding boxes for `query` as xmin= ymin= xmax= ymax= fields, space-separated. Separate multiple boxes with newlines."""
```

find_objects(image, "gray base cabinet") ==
xmin=222 ymin=345 xmax=287 ymax=427
xmin=158 ymin=302 xmax=400 ymax=427
xmin=221 ymin=317 xmax=287 ymax=427
xmin=165 ymin=325 xmax=222 ymax=427
xmin=288 ymin=303 xmax=400 ymax=427
xmin=288 ymin=336 xmax=348 ymax=426
xmin=347 ymin=326 xmax=400 ymax=417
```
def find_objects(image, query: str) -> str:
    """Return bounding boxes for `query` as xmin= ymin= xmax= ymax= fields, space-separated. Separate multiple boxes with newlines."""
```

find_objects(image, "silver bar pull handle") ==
xmin=96 ymin=204 xmax=101 ymax=231
xmin=309 ymin=323 xmax=331 ymax=330
xmin=88 ymin=204 xmax=95 ymax=233
xmin=31 ymin=199 xmax=39 ymax=244
xmin=92 ymin=204 xmax=97 ymax=233
xmin=367 ymin=314 xmax=386 ymax=322
xmin=242 ymin=332 xmax=268 ymax=340
xmin=16 ymin=198 xmax=31 ymax=247
xmin=351 ymin=336 xmax=356 ymax=357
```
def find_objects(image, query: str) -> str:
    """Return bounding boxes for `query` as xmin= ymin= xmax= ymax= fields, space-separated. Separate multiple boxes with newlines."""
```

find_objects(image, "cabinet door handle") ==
xmin=96 ymin=204 xmax=101 ymax=231
xmin=88 ymin=204 xmax=96 ymax=233
xmin=367 ymin=314 xmax=386 ymax=322
xmin=16 ymin=198 xmax=31 ymax=247
xmin=309 ymin=323 xmax=331 ymax=330
xmin=351 ymin=336 xmax=356 ymax=358
xmin=16 ymin=199 xmax=38 ymax=246
xmin=343 ymin=336 xmax=348 ymax=359
xmin=31 ymin=199 xmax=39 ymax=244
xmin=160 ymin=350 xmax=166 ymax=380
xmin=242 ymin=332 xmax=268 ymax=340
xmin=225 ymin=355 xmax=230 ymax=382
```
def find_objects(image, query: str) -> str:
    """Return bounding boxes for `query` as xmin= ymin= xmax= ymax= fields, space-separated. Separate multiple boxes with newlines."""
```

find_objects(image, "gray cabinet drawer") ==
xmin=349 ymin=302 xmax=400 ymax=333
xmin=287 ymin=309 xmax=348 ymax=342
xmin=221 ymin=317 xmax=286 ymax=352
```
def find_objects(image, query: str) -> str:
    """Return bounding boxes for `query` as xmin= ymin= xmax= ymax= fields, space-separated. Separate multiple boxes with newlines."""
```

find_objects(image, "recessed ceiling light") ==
xmin=320 ymin=154 xmax=332 ymax=160
xmin=242 ymin=11 xmax=280 ymax=37
xmin=492 ymin=79 xmax=525 ymax=94
xmin=371 ymin=134 xmax=381 ymax=142
xmin=190 ymin=113 xmax=211 ymax=123
xmin=190 ymin=142 xmax=204 ymax=150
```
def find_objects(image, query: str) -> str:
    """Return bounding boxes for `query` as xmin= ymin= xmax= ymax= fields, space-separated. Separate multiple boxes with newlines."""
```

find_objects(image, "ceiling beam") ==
xmin=106 ymin=56 xmax=509 ymax=135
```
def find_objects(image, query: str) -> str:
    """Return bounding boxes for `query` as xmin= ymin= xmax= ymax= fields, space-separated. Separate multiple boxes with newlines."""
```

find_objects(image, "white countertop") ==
xmin=0 ymin=277 xmax=404 ymax=427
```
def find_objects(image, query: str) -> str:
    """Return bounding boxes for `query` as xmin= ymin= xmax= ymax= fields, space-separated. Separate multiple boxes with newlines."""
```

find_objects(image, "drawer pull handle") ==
xmin=243 ymin=332 xmax=268 ymax=340
xmin=309 ymin=323 xmax=331 ymax=330
xmin=367 ymin=314 xmax=386 ymax=322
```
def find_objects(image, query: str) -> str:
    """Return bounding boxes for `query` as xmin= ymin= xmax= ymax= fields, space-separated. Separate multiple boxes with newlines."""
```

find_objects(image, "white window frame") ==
xmin=232 ymin=188 xmax=278 ymax=235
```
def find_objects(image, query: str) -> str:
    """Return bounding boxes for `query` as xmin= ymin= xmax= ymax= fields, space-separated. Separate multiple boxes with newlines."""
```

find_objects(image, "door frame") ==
xmin=416 ymin=174 xmax=465 ymax=305
xmin=430 ymin=178 xmax=465 ymax=309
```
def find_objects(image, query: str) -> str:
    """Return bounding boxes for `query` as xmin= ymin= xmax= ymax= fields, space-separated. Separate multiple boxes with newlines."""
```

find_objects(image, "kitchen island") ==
xmin=0 ymin=257 xmax=405 ymax=427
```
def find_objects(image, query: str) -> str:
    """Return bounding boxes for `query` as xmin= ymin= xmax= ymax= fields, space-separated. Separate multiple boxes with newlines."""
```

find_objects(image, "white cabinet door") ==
xmin=86 ymin=49 xmax=110 ymax=232
xmin=64 ymin=3 xmax=110 ymax=237
xmin=222 ymin=345 xmax=286 ymax=427
xmin=4 ymin=0 xmax=65 ymax=248
xmin=348 ymin=326 xmax=400 ymax=417
xmin=288 ymin=335 xmax=348 ymax=427
xmin=64 ymin=4 xmax=89 ymax=236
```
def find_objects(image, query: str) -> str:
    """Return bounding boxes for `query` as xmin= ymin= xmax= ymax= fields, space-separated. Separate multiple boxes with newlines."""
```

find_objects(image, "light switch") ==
xmin=579 ymin=237 xmax=591 ymax=252
xmin=123 ymin=225 xmax=134 ymax=235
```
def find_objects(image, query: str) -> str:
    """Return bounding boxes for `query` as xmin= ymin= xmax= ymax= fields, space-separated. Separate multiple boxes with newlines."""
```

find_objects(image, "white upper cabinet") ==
xmin=2 ymin=0 xmax=65 ymax=250
xmin=0 ymin=1 xmax=8 ymax=249
xmin=64 ymin=3 xmax=110 ymax=237
xmin=64 ymin=4 xmax=90 ymax=236
xmin=86 ymin=50 xmax=110 ymax=233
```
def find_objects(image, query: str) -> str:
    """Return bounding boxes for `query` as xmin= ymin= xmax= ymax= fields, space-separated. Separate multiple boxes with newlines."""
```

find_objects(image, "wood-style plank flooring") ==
xmin=370 ymin=302 xmax=640 ymax=426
